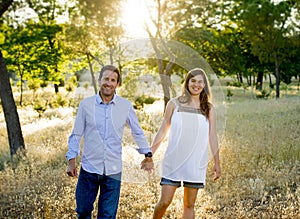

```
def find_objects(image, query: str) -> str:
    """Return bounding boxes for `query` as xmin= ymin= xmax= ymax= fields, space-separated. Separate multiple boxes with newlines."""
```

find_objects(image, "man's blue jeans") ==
xmin=75 ymin=168 xmax=121 ymax=219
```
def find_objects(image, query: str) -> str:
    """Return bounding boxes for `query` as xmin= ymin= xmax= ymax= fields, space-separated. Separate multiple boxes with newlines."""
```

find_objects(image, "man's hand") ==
xmin=67 ymin=158 xmax=78 ymax=177
xmin=141 ymin=157 xmax=154 ymax=172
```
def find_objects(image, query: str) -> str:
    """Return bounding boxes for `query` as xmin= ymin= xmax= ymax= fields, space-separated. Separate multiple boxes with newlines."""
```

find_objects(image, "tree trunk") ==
xmin=297 ymin=76 xmax=300 ymax=92
xmin=54 ymin=84 xmax=59 ymax=93
xmin=238 ymin=73 xmax=243 ymax=84
xmin=274 ymin=53 xmax=280 ymax=98
xmin=247 ymin=75 xmax=251 ymax=86
xmin=18 ymin=64 xmax=24 ymax=106
xmin=87 ymin=53 xmax=97 ymax=94
xmin=158 ymin=65 xmax=172 ymax=110
xmin=268 ymin=74 xmax=274 ymax=90
xmin=109 ymin=46 xmax=114 ymax=65
xmin=145 ymin=0 xmax=175 ymax=111
xmin=148 ymin=38 xmax=173 ymax=110
xmin=256 ymin=71 xmax=263 ymax=90
xmin=268 ymin=74 xmax=272 ymax=85
xmin=0 ymin=50 xmax=25 ymax=157
xmin=0 ymin=0 xmax=14 ymax=17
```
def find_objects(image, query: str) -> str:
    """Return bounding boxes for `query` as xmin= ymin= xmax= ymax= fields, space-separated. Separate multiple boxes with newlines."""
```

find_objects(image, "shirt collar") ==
xmin=96 ymin=92 xmax=117 ymax=105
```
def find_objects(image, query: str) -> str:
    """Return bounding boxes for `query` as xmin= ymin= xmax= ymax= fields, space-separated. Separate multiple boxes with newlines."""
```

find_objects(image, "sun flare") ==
xmin=121 ymin=0 xmax=154 ymax=38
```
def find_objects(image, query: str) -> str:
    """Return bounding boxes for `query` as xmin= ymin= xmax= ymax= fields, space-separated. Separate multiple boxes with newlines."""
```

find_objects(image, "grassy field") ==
xmin=0 ymin=86 xmax=299 ymax=218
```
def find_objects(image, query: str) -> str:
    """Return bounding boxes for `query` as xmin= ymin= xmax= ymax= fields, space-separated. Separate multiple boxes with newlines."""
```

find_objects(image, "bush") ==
xmin=256 ymin=89 xmax=270 ymax=99
xmin=33 ymin=99 xmax=47 ymax=118
xmin=227 ymin=88 xmax=233 ymax=100
xmin=227 ymin=81 xmax=243 ymax=87
xmin=134 ymin=95 xmax=157 ymax=109
xmin=65 ymin=83 xmax=75 ymax=93
xmin=49 ymin=93 xmax=68 ymax=108
xmin=83 ymin=82 xmax=89 ymax=90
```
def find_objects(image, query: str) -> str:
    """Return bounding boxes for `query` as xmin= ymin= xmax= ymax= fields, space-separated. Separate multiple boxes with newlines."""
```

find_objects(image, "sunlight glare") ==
xmin=121 ymin=0 xmax=153 ymax=38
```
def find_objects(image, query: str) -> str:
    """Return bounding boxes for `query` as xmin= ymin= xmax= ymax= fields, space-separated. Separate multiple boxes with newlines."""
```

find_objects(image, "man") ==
xmin=66 ymin=65 xmax=154 ymax=219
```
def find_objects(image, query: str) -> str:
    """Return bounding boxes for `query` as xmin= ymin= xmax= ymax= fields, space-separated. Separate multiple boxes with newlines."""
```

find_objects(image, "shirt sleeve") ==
xmin=66 ymin=102 xmax=85 ymax=160
xmin=126 ymin=105 xmax=151 ymax=154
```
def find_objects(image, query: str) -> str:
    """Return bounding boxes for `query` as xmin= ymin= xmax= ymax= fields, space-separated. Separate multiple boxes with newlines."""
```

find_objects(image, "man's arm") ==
xmin=126 ymin=104 xmax=153 ymax=171
xmin=66 ymin=102 xmax=85 ymax=177
xmin=127 ymin=105 xmax=152 ymax=154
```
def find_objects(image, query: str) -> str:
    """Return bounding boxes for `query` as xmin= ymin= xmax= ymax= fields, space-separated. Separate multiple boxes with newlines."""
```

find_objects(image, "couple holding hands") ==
xmin=66 ymin=65 xmax=221 ymax=219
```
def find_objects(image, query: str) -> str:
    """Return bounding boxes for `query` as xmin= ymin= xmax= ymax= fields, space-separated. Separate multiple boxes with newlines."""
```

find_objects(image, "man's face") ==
xmin=98 ymin=70 xmax=119 ymax=98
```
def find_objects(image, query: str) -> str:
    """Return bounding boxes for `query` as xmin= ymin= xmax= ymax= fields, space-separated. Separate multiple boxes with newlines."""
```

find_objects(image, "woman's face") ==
xmin=188 ymin=74 xmax=205 ymax=96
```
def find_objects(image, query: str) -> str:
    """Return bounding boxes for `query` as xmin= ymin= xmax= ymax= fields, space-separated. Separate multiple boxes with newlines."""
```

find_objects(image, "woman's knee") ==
xmin=157 ymin=198 xmax=172 ymax=209
xmin=183 ymin=201 xmax=195 ymax=209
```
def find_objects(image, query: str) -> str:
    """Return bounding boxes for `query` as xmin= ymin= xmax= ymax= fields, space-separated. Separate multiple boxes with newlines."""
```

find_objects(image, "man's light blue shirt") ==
xmin=66 ymin=94 xmax=151 ymax=175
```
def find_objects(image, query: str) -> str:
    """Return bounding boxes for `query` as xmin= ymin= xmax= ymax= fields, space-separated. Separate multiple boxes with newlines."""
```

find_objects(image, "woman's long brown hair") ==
xmin=178 ymin=68 xmax=212 ymax=119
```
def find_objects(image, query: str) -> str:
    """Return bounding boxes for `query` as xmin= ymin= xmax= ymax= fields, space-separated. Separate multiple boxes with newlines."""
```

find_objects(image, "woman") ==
xmin=151 ymin=68 xmax=221 ymax=219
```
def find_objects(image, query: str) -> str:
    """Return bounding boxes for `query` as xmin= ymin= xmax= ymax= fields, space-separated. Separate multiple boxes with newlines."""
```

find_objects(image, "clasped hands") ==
xmin=141 ymin=157 xmax=154 ymax=172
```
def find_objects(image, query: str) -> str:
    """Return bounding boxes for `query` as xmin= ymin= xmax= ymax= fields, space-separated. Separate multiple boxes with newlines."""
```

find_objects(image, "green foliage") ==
xmin=33 ymin=99 xmax=47 ymax=118
xmin=67 ymin=76 xmax=78 ymax=86
xmin=174 ymin=0 xmax=299 ymax=98
xmin=134 ymin=95 xmax=157 ymax=109
xmin=227 ymin=81 xmax=243 ymax=87
xmin=280 ymin=83 xmax=288 ymax=92
xmin=27 ymin=79 xmax=41 ymax=100
xmin=64 ymin=0 xmax=124 ymax=77
xmin=226 ymin=88 xmax=233 ymax=100
xmin=83 ymin=82 xmax=89 ymax=90
xmin=40 ymin=81 xmax=48 ymax=88
xmin=49 ymin=93 xmax=68 ymax=108
xmin=65 ymin=76 xmax=78 ymax=93
xmin=65 ymin=83 xmax=75 ymax=93
xmin=1 ymin=10 xmax=67 ymax=95
xmin=27 ymin=80 xmax=40 ymax=92
xmin=118 ymin=74 xmax=138 ymax=102
xmin=256 ymin=89 xmax=271 ymax=99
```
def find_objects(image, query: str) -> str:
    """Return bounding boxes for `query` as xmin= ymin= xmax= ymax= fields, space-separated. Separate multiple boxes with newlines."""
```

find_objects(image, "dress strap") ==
xmin=168 ymin=98 xmax=179 ymax=114
xmin=171 ymin=98 xmax=178 ymax=106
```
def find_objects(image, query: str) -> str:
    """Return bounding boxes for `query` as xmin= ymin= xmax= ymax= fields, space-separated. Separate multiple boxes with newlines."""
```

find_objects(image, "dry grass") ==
xmin=0 ymin=89 xmax=299 ymax=218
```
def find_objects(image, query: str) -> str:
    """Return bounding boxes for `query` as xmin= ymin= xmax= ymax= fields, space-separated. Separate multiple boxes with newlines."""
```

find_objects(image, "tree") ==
xmin=26 ymin=0 xmax=68 ymax=93
xmin=2 ymin=21 xmax=62 ymax=104
xmin=144 ymin=0 xmax=229 ymax=109
xmin=64 ymin=0 xmax=124 ymax=94
xmin=145 ymin=0 xmax=205 ymax=109
xmin=234 ymin=0 xmax=298 ymax=98
xmin=0 ymin=0 xmax=25 ymax=157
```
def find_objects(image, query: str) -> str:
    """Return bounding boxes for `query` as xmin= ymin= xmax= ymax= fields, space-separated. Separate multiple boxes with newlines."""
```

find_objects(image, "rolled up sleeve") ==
xmin=127 ymin=106 xmax=152 ymax=154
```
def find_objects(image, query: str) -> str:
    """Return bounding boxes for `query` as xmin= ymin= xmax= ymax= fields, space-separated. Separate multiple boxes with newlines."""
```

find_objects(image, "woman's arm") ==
xmin=209 ymin=105 xmax=221 ymax=180
xmin=151 ymin=100 xmax=176 ymax=154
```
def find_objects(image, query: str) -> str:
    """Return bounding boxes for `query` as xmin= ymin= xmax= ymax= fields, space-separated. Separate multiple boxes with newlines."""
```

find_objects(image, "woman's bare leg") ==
xmin=182 ymin=187 xmax=198 ymax=219
xmin=153 ymin=185 xmax=177 ymax=219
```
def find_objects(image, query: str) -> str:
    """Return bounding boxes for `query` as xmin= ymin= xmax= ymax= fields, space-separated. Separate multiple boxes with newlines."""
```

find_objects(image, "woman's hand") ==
xmin=212 ymin=163 xmax=221 ymax=180
xmin=141 ymin=157 xmax=154 ymax=172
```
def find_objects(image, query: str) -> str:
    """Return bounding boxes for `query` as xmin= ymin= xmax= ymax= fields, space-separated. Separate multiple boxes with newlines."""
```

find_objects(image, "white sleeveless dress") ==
xmin=161 ymin=99 xmax=209 ymax=183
